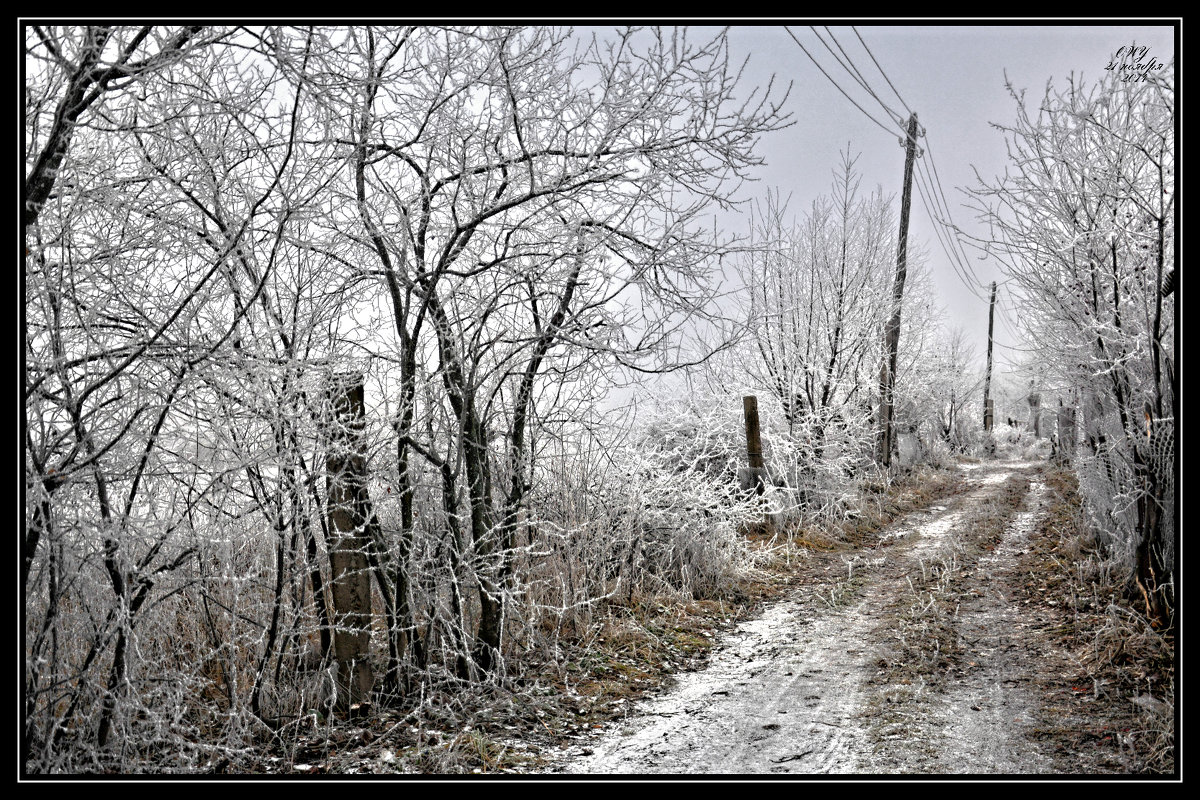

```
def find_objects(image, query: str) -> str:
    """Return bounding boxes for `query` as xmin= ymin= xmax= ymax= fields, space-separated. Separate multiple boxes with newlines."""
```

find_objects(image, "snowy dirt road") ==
xmin=550 ymin=460 xmax=1060 ymax=775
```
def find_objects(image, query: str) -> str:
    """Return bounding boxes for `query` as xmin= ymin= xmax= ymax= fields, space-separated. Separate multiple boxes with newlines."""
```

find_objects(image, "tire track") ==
xmin=555 ymin=461 xmax=1038 ymax=775
xmin=912 ymin=478 xmax=1058 ymax=774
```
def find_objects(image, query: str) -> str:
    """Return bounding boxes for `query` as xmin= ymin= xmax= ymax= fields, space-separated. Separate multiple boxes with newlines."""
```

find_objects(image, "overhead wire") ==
xmin=913 ymin=157 xmax=989 ymax=303
xmin=834 ymin=25 xmax=993 ymax=302
xmin=811 ymin=26 xmax=907 ymax=128
xmin=786 ymin=25 xmax=1004 ymax=316
xmin=922 ymin=138 xmax=988 ymax=288
xmin=783 ymin=25 xmax=902 ymax=139
xmin=996 ymin=302 xmax=1023 ymax=343
xmin=992 ymin=290 xmax=1045 ymax=356
xmin=851 ymin=25 xmax=914 ymax=118
xmin=992 ymin=285 xmax=1046 ymax=372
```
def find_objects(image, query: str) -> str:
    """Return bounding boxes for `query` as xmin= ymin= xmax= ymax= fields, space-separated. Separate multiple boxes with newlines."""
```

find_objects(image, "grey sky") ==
xmin=698 ymin=22 xmax=1175 ymax=373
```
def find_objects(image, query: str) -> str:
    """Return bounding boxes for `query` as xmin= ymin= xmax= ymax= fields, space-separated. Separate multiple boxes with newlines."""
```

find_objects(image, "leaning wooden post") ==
xmin=742 ymin=395 xmax=766 ymax=496
xmin=1055 ymin=404 xmax=1076 ymax=465
xmin=1028 ymin=392 xmax=1042 ymax=439
xmin=326 ymin=371 xmax=375 ymax=713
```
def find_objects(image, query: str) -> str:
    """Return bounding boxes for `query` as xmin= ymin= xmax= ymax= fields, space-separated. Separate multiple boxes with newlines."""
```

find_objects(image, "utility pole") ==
xmin=876 ymin=112 xmax=920 ymax=467
xmin=983 ymin=281 xmax=996 ymax=431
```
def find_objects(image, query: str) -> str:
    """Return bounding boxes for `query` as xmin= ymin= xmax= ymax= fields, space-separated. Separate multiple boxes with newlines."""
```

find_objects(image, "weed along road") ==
xmin=554 ymin=460 xmax=1065 ymax=775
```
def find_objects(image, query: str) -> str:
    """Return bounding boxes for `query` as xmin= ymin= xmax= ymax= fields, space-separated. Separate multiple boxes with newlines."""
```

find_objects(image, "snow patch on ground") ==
xmin=549 ymin=461 xmax=1050 ymax=775
xmin=920 ymin=479 xmax=1056 ymax=774
xmin=559 ymin=591 xmax=880 ymax=774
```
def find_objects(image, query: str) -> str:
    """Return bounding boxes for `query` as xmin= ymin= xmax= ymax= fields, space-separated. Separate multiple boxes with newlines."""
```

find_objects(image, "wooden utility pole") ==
xmin=876 ymin=113 xmax=920 ymax=467
xmin=983 ymin=281 xmax=996 ymax=431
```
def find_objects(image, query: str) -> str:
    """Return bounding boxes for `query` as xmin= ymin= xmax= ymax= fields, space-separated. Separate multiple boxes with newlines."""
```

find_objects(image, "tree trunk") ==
xmin=325 ymin=373 xmax=375 ymax=711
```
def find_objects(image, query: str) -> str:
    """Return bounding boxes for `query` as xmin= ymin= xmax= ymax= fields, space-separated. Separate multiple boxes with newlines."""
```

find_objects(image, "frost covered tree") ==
xmin=969 ymin=63 xmax=1175 ymax=625
xmin=292 ymin=25 xmax=789 ymax=676
xmin=24 ymin=24 xmax=790 ymax=770
xmin=26 ymin=23 xmax=393 ymax=769
xmin=738 ymin=149 xmax=936 ymax=485
xmin=896 ymin=325 xmax=982 ymax=457
xmin=740 ymin=151 xmax=895 ymax=442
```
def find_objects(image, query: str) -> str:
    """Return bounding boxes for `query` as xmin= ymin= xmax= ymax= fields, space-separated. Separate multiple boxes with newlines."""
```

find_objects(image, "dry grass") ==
xmin=775 ymin=465 xmax=967 ymax=552
xmin=78 ymin=461 xmax=974 ymax=775
xmin=873 ymin=473 xmax=1030 ymax=685
xmin=1022 ymin=467 xmax=1175 ymax=775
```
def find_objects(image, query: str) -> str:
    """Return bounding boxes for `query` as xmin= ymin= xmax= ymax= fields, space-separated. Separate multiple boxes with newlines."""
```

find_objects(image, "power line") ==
xmin=828 ymin=27 xmax=988 ymax=303
xmin=913 ymin=160 xmax=978 ymax=297
xmin=913 ymin=156 xmax=989 ymax=303
xmin=909 ymin=136 xmax=979 ymax=279
xmin=922 ymin=138 xmax=988 ymax=288
xmin=918 ymin=174 xmax=987 ymax=300
xmin=843 ymin=27 xmax=990 ymax=298
xmin=911 ymin=134 xmax=995 ymax=302
xmin=811 ymin=26 xmax=906 ymax=128
xmin=852 ymin=26 xmax=913 ymax=117
xmin=783 ymin=25 xmax=903 ymax=139
xmin=994 ymin=290 xmax=1037 ymax=351
xmin=996 ymin=307 xmax=1023 ymax=344
xmin=788 ymin=25 xmax=994 ymax=309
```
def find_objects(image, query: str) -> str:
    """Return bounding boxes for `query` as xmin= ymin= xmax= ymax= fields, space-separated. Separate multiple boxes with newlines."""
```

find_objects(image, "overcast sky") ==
xmin=648 ymin=22 xmax=1176 ymax=375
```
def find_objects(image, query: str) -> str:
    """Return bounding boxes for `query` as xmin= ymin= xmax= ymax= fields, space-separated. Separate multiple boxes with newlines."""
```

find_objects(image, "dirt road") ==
xmin=552 ymin=460 xmax=1063 ymax=775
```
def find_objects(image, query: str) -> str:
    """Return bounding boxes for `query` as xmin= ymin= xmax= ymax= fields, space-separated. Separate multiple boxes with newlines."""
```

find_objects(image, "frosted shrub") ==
xmin=612 ymin=401 xmax=764 ymax=599
xmin=922 ymin=435 xmax=956 ymax=469
xmin=611 ymin=451 xmax=761 ymax=600
xmin=502 ymin=402 xmax=763 ymax=649
xmin=760 ymin=406 xmax=875 ymax=528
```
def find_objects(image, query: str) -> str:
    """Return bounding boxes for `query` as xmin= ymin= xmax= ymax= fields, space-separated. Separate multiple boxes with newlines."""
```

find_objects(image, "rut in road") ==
xmin=557 ymin=460 xmax=1055 ymax=775
xmin=913 ymin=478 xmax=1056 ymax=774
